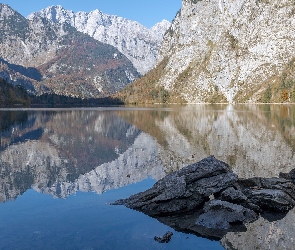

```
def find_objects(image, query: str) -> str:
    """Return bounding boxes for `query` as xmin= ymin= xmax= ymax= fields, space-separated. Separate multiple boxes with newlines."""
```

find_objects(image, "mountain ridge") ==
xmin=28 ymin=5 xmax=171 ymax=75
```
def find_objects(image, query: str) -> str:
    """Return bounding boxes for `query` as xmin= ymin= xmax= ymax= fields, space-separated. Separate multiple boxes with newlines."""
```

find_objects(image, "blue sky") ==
xmin=1 ymin=0 xmax=182 ymax=27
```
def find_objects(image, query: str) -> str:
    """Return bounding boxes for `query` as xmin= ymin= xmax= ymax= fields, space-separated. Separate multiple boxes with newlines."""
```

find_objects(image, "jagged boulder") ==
xmin=113 ymin=156 xmax=238 ymax=216
xmin=280 ymin=169 xmax=295 ymax=182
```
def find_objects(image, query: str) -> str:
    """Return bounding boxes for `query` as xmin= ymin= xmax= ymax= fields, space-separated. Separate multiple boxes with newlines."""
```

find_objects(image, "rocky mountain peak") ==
xmin=151 ymin=19 xmax=171 ymax=33
xmin=27 ymin=5 xmax=75 ymax=25
xmin=0 ymin=4 xmax=16 ymax=18
xmin=28 ymin=6 xmax=171 ymax=75
xmin=0 ymin=4 xmax=31 ymax=42
xmin=0 ymin=3 xmax=27 ymax=24
xmin=44 ymin=5 xmax=74 ymax=23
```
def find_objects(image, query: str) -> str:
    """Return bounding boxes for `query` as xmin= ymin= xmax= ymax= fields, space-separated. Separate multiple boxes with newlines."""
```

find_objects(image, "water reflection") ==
xmin=221 ymin=208 xmax=295 ymax=249
xmin=0 ymin=105 xmax=295 ymax=249
xmin=0 ymin=110 xmax=165 ymax=201
xmin=117 ymin=104 xmax=295 ymax=178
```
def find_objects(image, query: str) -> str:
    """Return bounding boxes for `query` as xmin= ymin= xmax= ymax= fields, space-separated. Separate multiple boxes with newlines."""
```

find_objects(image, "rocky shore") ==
xmin=112 ymin=156 xmax=295 ymax=239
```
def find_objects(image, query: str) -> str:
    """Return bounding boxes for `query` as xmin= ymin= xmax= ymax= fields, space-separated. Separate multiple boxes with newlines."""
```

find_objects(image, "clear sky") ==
xmin=1 ymin=0 xmax=182 ymax=28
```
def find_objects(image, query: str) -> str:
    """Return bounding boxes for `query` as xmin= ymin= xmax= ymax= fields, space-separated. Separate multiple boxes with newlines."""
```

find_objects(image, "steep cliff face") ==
xmin=0 ymin=4 xmax=140 ymax=98
xmin=153 ymin=0 xmax=295 ymax=103
xmin=28 ymin=5 xmax=171 ymax=75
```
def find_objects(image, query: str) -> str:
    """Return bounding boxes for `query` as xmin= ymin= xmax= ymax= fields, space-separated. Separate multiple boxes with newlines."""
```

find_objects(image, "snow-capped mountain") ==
xmin=28 ymin=5 xmax=171 ymax=75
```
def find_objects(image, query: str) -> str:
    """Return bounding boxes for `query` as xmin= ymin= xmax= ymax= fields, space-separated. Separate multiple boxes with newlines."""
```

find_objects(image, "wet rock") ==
xmin=216 ymin=187 xmax=248 ymax=203
xmin=154 ymin=231 xmax=173 ymax=243
xmin=280 ymin=168 xmax=295 ymax=182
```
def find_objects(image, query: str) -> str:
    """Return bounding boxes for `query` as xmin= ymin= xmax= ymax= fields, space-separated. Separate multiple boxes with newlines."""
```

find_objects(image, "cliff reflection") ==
xmin=118 ymin=104 xmax=295 ymax=178
xmin=1 ymin=105 xmax=295 ymax=249
xmin=221 ymin=207 xmax=295 ymax=249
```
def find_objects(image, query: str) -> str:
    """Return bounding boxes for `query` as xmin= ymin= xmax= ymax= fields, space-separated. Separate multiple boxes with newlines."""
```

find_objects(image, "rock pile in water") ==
xmin=112 ymin=156 xmax=295 ymax=239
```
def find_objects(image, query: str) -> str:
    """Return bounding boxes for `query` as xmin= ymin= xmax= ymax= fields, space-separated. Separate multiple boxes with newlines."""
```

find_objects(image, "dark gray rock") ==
xmin=195 ymin=200 xmax=258 ymax=230
xmin=113 ymin=156 xmax=238 ymax=216
xmin=154 ymin=231 xmax=173 ymax=243
xmin=246 ymin=189 xmax=295 ymax=212
xmin=280 ymin=168 xmax=295 ymax=181
xmin=237 ymin=178 xmax=295 ymax=212
xmin=216 ymin=187 xmax=248 ymax=203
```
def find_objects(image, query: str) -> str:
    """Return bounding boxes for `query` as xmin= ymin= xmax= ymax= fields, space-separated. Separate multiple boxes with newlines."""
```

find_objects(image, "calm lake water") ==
xmin=0 ymin=104 xmax=294 ymax=250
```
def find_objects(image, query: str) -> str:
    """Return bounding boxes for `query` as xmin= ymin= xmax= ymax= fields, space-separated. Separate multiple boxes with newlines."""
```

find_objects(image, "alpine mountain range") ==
xmin=0 ymin=3 xmax=170 ymax=99
xmin=1 ymin=0 xmax=295 ymax=103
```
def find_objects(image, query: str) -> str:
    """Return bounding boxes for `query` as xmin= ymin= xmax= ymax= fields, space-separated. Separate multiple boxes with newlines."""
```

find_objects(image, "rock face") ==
xmin=28 ymin=5 xmax=171 ymax=75
xmin=0 ymin=4 xmax=140 ymax=98
xmin=132 ymin=0 xmax=295 ymax=103
xmin=113 ymin=156 xmax=295 ymax=239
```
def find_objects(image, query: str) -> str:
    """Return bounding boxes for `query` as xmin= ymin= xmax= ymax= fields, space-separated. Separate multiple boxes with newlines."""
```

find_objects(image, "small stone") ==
xmin=154 ymin=231 xmax=173 ymax=243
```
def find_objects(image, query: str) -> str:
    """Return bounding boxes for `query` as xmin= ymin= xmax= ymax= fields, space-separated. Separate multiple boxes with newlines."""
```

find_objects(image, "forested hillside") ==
xmin=0 ymin=77 xmax=31 ymax=106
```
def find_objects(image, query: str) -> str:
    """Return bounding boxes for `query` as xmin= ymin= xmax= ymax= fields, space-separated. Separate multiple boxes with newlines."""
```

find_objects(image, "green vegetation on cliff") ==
xmin=0 ymin=77 xmax=31 ymax=107
xmin=115 ymin=58 xmax=185 ymax=104
xmin=259 ymin=58 xmax=295 ymax=103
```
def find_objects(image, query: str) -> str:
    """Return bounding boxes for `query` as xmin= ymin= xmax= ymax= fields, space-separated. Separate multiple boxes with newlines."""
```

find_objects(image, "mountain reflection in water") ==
xmin=0 ymin=104 xmax=295 ymax=249
xmin=0 ymin=109 xmax=165 ymax=201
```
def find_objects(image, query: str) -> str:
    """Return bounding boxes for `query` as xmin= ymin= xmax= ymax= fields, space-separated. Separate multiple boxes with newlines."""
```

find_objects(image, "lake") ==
xmin=0 ymin=104 xmax=294 ymax=250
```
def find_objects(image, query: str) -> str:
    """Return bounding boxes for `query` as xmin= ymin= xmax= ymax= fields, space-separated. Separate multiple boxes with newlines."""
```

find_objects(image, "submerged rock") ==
xmin=112 ymin=156 xmax=295 ymax=239
xmin=195 ymin=200 xmax=258 ymax=230
xmin=154 ymin=231 xmax=173 ymax=243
